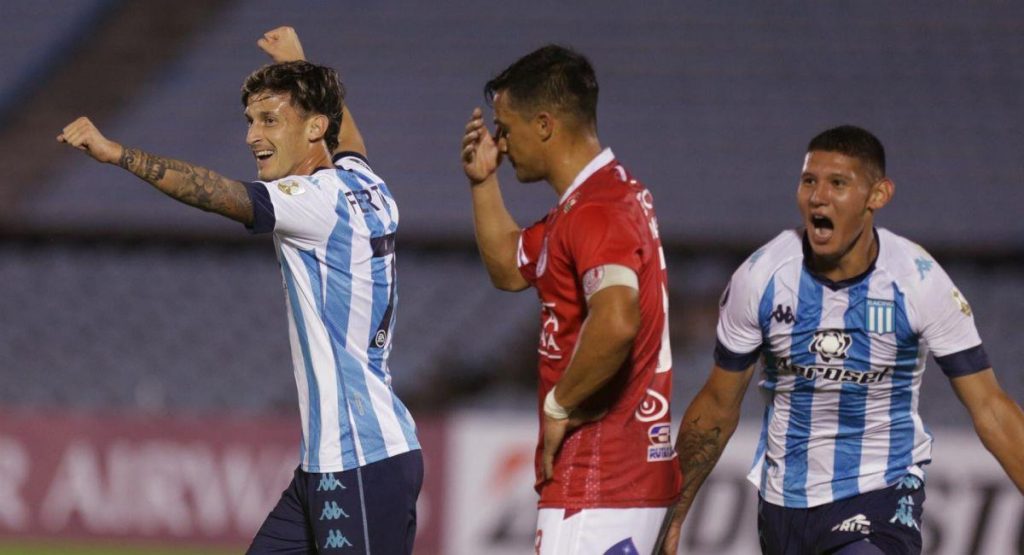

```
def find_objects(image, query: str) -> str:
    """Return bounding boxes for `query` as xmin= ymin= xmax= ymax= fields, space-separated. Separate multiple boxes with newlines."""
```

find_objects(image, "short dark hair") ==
xmin=484 ymin=44 xmax=599 ymax=128
xmin=807 ymin=125 xmax=886 ymax=182
xmin=242 ymin=61 xmax=345 ymax=152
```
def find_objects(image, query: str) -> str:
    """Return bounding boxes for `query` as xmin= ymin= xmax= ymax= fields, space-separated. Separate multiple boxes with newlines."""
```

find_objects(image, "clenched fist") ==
xmin=57 ymin=117 xmax=122 ymax=165
xmin=258 ymin=26 xmax=306 ymax=63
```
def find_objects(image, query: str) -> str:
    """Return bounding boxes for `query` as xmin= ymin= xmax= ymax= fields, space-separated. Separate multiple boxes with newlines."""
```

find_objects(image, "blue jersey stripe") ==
xmin=886 ymin=284 xmax=918 ymax=482
xmin=832 ymin=280 xmax=871 ymax=501
xmin=327 ymin=178 xmax=388 ymax=461
xmin=281 ymin=259 xmax=321 ymax=470
xmin=783 ymin=267 xmax=823 ymax=507
xmin=323 ymin=191 xmax=363 ymax=469
xmin=753 ymin=392 xmax=775 ymax=497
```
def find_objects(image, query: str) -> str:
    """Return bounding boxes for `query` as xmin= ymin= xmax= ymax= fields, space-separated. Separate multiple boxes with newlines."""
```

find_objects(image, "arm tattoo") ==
xmin=675 ymin=416 xmax=726 ymax=508
xmin=118 ymin=147 xmax=253 ymax=224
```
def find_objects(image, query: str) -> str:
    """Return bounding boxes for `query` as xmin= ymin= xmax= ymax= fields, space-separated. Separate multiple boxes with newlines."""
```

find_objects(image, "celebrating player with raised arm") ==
xmin=58 ymin=27 xmax=422 ymax=554
xmin=657 ymin=126 xmax=1024 ymax=555
xmin=461 ymin=46 xmax=681 ymax=554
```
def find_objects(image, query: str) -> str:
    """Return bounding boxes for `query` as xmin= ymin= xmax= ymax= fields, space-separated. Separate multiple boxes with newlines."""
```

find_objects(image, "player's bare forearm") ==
xmin=553 ymin=286 xmax=639 ymax=409
xmin=118 ymin=147 xmax=254 ymax=225
xmin=470 ymin=175 xmax=527 ymax=291
xmin=951 ymin=368 xmax=1024 ymax=493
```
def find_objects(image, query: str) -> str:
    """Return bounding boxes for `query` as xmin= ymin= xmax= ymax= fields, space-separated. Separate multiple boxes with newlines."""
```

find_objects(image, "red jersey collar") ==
xmin=558 ymin=148 xmax=615 ymax=205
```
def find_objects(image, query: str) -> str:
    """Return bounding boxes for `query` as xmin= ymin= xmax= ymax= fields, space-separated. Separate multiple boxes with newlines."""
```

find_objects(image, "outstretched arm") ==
xmin=257 ymin=26 xmax=366 ymax=158
xmin=950 ymin=368 xmax=1024 ymax=493
xmin=57 ymin=117 xmax=253 ymax=224
xmin=460 ymin=107 xmax=527 ymax=291
xmin=657 ymin=364 xmax=755 ymax=554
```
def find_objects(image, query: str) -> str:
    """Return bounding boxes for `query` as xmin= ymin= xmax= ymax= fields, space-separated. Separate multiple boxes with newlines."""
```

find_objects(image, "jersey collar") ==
xmin=801 ymin=227 xmax=881 ymax=291
xmin=559 ymin=148 xmax=615 ymax=205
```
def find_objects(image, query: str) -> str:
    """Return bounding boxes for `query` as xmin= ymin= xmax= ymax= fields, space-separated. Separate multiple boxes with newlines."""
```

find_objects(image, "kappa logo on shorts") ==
xmin=889 ymin=495 xmax=920 ymax=530
xmin=831 ymin=513 xmax=871 ymax=535
xmin=319 ymin=500 xmax=349 ymax=521
xmin=323 ymin=529 xmax=353 ymax=549
xmin=316 ymin=473 xmax=345 ymax=492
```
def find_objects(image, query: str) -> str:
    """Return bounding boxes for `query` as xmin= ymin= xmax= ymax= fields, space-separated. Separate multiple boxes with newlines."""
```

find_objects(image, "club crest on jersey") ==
xmin=635 ymin=389 xmax=669 ymax=423
xmin=866 ymin=299 xmax=895 ymax=334
xmin=277 ymin=180 xmax=305 ymax=196
xmin=809 ymin=330 xmax=852 ymax=362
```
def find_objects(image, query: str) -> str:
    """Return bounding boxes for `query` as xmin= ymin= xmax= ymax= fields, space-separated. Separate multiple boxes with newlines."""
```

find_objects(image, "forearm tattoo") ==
xmin=676 ymin=416 xmax=726 ymax=507
xmin=118 ymin=147 xmax=252 ymax=223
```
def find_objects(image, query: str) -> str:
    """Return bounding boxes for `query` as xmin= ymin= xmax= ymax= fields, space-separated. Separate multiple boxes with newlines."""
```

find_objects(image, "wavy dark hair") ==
xmin=485 ymin=44 xmax=598 ymax=128
xmin=808 ymin=125 xmax=886 ymax=182
xmin=242 ymin=61 xmax=345 ymax=151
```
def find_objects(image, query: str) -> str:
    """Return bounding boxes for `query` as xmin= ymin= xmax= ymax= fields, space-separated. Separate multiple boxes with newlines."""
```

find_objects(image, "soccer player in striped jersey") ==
xmin=658 ymin=126 xmax=1024 ymax=554
xmin=461 ymin=46 xmax=680 ymax=554
xmin=58 ymin=27 xmax=421 ymax=554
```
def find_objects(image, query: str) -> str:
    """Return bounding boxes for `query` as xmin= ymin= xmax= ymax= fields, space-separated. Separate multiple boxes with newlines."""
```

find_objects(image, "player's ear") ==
xmin=534 ymin=111 xmax=553 ymax=142
xmin=867 ymin=178 xmax=894 ymax=211
xmin=307 ymin=114 xmax=329 ymax=144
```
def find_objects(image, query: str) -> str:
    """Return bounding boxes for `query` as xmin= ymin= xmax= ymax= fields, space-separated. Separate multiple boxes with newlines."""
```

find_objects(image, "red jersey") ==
xmin=517 ymin=149 xmax=681 ymax=509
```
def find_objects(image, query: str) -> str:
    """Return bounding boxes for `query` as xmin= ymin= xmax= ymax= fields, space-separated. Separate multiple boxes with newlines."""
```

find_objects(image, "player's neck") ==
xmin=292 ymin=145 xmax=333 ymax=176
xmin=809 ymin=226 xmax=879 ymax=283
xmin=547 ymin=134 xmax=603 ymax=197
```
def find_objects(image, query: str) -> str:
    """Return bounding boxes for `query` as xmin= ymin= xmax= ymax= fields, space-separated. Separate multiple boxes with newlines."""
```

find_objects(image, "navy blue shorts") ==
xmin=247 ymin=449 xmax=423 ymax=554
xmin=758 ymin=475 xmax=926 ymax=555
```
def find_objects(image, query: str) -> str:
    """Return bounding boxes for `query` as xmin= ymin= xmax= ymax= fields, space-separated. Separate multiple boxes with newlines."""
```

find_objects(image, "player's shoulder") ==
xmin=739 ymin=229 xmax=803 ymax=283
xmin=875 ymin=227 xmax=946 ymax=292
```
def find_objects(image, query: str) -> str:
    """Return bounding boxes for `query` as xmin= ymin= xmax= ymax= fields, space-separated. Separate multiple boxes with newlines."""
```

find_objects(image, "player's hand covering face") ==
xmin=461 ymin=107 xmax=502 ymax=185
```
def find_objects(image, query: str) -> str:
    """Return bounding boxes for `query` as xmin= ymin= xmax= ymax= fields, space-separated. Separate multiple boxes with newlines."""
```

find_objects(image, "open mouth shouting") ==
xmin=809 ymin=214 xmax=834 ymax=244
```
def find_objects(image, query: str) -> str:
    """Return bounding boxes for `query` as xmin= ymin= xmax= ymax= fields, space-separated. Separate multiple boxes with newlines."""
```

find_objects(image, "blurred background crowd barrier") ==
xmin=1 ymin=2 xmax=1021 ymax=553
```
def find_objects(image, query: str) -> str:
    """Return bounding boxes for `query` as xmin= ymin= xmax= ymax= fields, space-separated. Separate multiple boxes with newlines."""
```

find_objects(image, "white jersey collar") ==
xmin=559 ymin=148 xmax=615 ymax=205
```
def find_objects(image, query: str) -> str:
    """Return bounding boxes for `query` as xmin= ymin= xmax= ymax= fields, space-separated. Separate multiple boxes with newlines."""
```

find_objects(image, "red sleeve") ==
xmin=517 ymin=217 xmax=547 ymax=285
xmin=566 ymin=203 xmax=643 ymax=279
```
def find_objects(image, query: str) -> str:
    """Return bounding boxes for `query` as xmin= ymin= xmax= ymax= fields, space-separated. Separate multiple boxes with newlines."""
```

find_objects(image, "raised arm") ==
xmin=657 ymin=364 xmax=756 ymax=554
xmin=57 ymin=117 xmax=253 ymax=224
xmin=950 ymin=368 xmax=1024 ymax=493
xmin=258 ymin=26 xmax=367 ymax=158
xmin=460 ymin=107 xmax=527 ymax=291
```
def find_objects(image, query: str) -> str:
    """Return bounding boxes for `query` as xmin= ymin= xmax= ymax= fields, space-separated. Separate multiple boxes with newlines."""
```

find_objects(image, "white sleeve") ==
xmin=263 ymin=176 xmax=338 ymax=248
xmin=910 ymin=260 xmax=983 ymax=358
xmin=716 ymin=264 xmax=764 ymax=358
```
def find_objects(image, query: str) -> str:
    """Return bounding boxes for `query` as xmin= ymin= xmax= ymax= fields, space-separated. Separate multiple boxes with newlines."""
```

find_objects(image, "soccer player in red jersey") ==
xmin=461 ymin=45 xmax=681 ymax=554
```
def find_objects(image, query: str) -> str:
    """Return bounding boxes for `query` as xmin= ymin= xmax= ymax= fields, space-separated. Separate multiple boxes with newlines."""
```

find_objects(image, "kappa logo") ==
xmin=324 ymin=529 xmax=353 ymax=549
xmin=316 ymin=473 xmax=345 ymax=492
xmin=809 ymin=330 xmax=853 ymax=363
xmin=832 ymin=513 xmax=871 ymax=535
xmin=320 ymin=500 xmax=349 ymax=521
xmin=914 ymin=257 xmax=934 ymax=281
xmin=889 ymin=495 xmax=920 ymax=530
xmin=277 ymin=180 xmax=305 ymax=196
xmin=771 ymin=304 xmax=796 ymax=325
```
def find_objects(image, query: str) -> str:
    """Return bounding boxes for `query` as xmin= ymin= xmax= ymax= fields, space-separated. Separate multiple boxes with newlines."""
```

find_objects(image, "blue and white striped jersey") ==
xmin=245 ymin=152 xmax=419 ymax=473
xmin=716 ymin=228 xmax=988 ymax=508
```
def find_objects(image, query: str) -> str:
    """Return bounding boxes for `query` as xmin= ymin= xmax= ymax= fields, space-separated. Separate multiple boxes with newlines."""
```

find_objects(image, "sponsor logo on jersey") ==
xmin=775 ymin=357 xmax=892 ymax=385
xmin=914 ymin=256 xmax=934 ymax=281
xmin=635 ymin=389 xmax=669 ymax=423
xmin=277 ymin=180 xmax=305 ymax=196
xmin=537 ymin=302 xmax=562 ymax=360
xmin=952 ymin=288 xmax=972 ymax=316
xmin=374 ymin=329 xmax=388 ymax=348
xmin=831 ymin=513 xmax=871 ymax=535
xmin=647 ymin=423 xmax=674 ymax=462
xmin=809 ymin=330 xmax=852 ymax=362
xmin=866 ymin=299 xmax=895 ymax=334
xmin=771 ymin=304 xmax=797 ymax=325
